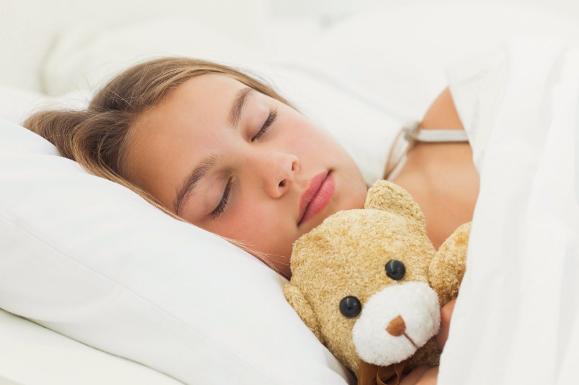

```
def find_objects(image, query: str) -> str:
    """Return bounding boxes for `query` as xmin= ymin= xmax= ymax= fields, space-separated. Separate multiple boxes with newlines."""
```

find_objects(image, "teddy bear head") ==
xmin=284 ymin=180 xmax=444 ymax=379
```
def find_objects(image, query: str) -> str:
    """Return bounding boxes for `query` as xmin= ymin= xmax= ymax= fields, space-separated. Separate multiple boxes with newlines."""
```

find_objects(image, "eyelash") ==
xmin=210 ymin=176 xmax=233 ymax=219
xmin=251 ymin=109 xmax=277 ymax=142
xmin=210 ymin=109 xmax=278 ymax=219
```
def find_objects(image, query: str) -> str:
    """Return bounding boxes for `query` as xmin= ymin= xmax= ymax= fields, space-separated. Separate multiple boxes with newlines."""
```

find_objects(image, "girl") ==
xmin=24 ymin=57 xmax=478 ymax=384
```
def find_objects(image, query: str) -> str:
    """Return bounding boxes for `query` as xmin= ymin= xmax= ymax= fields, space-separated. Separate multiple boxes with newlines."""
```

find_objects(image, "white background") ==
xmin=2 ymin=0 xmax=579 ymax=92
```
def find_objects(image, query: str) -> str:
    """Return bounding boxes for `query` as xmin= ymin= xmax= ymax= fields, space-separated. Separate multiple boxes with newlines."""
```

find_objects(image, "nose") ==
xmin=251 ymin=151 xmax=300 ymax=198
xmin=385 ymin=315 xmax=406 ymax=336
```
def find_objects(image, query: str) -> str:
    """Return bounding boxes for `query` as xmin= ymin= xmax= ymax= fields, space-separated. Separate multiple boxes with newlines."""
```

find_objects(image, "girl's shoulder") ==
xmin=419 ymin=87 xmax=464 ymax=131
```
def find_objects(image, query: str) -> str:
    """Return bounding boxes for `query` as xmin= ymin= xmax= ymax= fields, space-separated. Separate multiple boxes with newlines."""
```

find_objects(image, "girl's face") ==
xmin=123 ymin=74 xmax=368 ymax=278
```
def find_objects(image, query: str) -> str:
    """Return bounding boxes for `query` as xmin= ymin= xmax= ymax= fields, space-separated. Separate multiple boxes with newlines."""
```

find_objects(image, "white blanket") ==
xmin=442 ymin=35 xmax=579 ymax=384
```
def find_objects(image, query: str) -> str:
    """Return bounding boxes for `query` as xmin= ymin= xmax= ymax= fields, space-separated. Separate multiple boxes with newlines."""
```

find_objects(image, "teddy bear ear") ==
xmin=283 ymin=283 xmax=325 ymax=344
xmin=364 ymin=180 xmax=426 ymax=229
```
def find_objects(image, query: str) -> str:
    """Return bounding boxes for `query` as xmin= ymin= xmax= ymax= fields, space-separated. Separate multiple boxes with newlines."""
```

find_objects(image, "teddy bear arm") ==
xmin=428 ymin=222 xmax=471 ymax=306
xmin=283 ymin=283 xmax=324 ymax=343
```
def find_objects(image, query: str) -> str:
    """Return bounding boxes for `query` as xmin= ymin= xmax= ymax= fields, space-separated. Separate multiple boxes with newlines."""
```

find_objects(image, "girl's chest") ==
xmin=390 ymin=140 xmax=480 ymax=249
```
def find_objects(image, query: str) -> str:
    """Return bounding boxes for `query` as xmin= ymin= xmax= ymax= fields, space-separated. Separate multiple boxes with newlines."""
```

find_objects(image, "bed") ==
xmin=1 ymin=1 xmax=578 ymax=384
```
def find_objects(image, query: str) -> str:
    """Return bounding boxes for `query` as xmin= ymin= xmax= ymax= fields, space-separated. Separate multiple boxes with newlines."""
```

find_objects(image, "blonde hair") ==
xmin=23 ymin=57 xmax=293 ymax=277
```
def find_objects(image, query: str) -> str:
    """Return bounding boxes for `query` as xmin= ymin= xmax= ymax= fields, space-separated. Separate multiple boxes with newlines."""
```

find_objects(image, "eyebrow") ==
xmin=173 ymin=86 xmax=253 ymax=214
xmin=229 ymin=86 xmax=253 ymax=127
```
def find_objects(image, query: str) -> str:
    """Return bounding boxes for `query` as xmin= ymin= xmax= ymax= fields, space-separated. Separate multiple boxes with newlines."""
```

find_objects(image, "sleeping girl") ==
xmin=23 ymin=57 xmax=479 ymax=385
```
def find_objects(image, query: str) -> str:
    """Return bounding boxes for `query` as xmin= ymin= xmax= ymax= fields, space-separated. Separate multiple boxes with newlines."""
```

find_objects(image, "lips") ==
xmin=298 ymin=169 xmax=333 ymax=226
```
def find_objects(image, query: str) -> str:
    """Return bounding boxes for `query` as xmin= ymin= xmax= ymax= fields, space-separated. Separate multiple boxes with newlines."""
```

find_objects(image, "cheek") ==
xmin=284 ymin=119 xmax=334 ymax=156
xmin=218 ymin=198 xmax=291 ymax=242
xmin=279 ymin=117 xmax=307 ymax=142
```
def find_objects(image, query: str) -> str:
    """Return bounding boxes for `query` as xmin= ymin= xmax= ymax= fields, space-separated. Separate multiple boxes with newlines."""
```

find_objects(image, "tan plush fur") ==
xmin=284 ymin=180 xmax=470 ymax=382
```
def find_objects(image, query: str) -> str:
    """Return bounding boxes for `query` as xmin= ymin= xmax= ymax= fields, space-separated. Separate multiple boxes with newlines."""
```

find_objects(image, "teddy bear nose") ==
xmin=385 ymin=315 xmax=406 ymax=336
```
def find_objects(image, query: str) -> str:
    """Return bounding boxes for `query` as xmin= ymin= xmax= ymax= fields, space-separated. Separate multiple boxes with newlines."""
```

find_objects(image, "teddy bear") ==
xmin=283 ymin=180 xmax=470 ymax=385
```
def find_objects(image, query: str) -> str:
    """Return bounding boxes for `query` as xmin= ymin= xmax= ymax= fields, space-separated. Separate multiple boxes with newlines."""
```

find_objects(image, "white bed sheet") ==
xmin=443 ymin=34 xmax=579 ymax=384
xmin=0 ymin=308 xmax=182 ymax=385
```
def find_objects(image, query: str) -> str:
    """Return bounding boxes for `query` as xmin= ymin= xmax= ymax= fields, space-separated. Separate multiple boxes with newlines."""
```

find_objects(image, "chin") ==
xmin=343 ymin=177 xmax=369 ymax=211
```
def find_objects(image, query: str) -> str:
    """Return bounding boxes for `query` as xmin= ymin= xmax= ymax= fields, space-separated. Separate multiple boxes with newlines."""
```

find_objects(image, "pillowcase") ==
xmin=0 ymin=85 xmax=91 ymax=125
xmin=0 ymin=117 xmax=353 ymax=385
xmin=42 ymin=17 xmax=267 ymax=97
xmin=0 ymin=308 xmax=181 ymax=385
xmin=0 ymin=86 xmax=48 ymax=124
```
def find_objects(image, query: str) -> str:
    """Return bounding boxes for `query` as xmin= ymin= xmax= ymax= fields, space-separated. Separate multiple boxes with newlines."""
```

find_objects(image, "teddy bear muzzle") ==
xmin=351 ymin=281 xmax=441 ymax=367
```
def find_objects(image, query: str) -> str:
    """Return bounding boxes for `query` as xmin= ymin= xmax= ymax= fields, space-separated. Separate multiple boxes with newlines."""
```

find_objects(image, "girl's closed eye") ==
xmin=210 ymin=175 xmax=233 ymax=219
xmin=210 ymin=109 xmax=278 ymax=219
xmin=251 ymin=109 xmax=277 ymax=142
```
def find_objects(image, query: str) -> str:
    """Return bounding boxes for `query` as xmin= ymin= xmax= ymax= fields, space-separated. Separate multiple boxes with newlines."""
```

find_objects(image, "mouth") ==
xmin=298 ymin=169 xmax=334 ymax=226
xmin=402 ymin=332 xmax=418 ymax=349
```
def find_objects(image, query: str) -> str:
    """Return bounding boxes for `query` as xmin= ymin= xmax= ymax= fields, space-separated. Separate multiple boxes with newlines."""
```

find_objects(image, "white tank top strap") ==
xmin=409 ymin=128 xmax=469 ymax=142
xmin=383 ymin=120 xmax=469 ymax=181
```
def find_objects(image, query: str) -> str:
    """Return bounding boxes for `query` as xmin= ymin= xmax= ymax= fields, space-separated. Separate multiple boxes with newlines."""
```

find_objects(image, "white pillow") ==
xmin=0 ymin=87 xmax=48 ymax=124
xmin=0 ymin=308 xmax=181 ymax=385
xmin=0 ymin=117 xmax=352 ymax=385
xmin=42 ymin=17 xmax=267 ymax=97
xmin=0 ymin=86 xmax=91 ymax=125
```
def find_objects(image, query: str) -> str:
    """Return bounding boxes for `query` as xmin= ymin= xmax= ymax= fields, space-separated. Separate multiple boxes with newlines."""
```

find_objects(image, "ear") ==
xmin=364 ymin=180 xmax=426 ymax=229
xmin=428 ymin=222 xmax=470 ymax=305
xmin=283 ymin=283 xmax=324 ymax=344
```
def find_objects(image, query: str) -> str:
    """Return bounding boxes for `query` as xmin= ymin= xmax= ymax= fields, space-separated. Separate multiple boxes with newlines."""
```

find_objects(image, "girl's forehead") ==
xmin=173 ymin=74 xmax=246 ymax=98
xmin=131 ymin=74 xmax=247 ymax=131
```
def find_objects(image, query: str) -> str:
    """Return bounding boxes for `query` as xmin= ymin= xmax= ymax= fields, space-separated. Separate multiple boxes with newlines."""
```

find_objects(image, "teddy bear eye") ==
xmin=339 ymin=296 xmax=362 ymax=318
xmin=385 ymin=259 xmax=406 ymax=280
